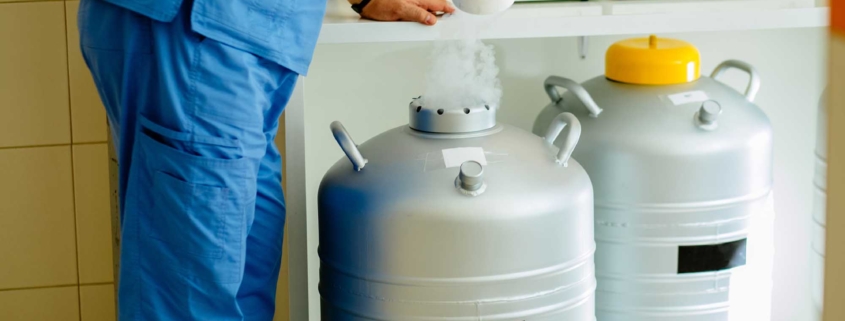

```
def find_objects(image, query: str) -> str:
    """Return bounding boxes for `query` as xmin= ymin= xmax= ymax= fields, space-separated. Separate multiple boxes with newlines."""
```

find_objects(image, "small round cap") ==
xmin=458 ymin=161 xmax=484 ymax=191
xmin=698 ymin=100 xmax=723 ymax=125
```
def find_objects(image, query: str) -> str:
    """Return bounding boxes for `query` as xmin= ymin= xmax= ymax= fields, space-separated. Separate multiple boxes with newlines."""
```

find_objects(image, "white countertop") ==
xmin=317 ymin=0 xmax=828 ymax=44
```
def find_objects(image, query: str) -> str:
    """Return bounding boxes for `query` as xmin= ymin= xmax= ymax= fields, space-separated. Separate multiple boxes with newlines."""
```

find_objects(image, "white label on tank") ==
xmin=667 ymin=90 xmax=709 ymax=106
xmin=442 ymin=147 xmax=487 ymax=168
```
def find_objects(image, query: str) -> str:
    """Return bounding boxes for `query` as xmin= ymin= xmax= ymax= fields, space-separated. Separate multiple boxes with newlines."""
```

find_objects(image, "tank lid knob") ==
xmin=648 ymin=35 xmax=658 ymax=49
xmin=456 ymin=161 xmax=486 ymax=195
xmin=696 ymin=100 xmax=722 ymax=129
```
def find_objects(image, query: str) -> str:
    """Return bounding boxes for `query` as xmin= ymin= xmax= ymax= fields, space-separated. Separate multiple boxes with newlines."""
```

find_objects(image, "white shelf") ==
xmin=318 ymin=0 xmax=828 ymax=44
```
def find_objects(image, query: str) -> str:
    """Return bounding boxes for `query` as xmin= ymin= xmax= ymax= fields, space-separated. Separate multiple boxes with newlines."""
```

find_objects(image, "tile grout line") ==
xmin=0 ymin=282 xmax=114 ymax=293
xmin=79 ymin=281 xmax=115 ymax=287
xmin=0 ymin=284 xmax=80 ymax=293
xmin=0 ymin=141 xmax=108 ymax=151
xmin=62 ymin=2 xmax=85 ymax=320
xmin=0 ymin=0 xmax=65 ymax=5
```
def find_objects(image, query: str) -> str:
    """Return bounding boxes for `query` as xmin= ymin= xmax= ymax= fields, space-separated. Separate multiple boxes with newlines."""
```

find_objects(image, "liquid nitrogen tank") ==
xmin=533 ymin=35 xmax=775 ymax=321
xmin=319 ymin=99 xmax=596 ymax=320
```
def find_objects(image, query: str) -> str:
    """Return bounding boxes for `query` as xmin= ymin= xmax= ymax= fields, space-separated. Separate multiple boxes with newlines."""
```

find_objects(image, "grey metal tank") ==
xmin=811 ymin=91 xmax=827 ymax=318
xmin=532 ymin=36 xmax=775 ymax=321
xmin=319 ymin=99 xmax=597 ymax=320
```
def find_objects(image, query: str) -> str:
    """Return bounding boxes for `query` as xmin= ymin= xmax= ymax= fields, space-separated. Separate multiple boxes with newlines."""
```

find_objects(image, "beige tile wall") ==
xmin=0 ymin=1 xmax=290 ymax=320
xmin=0 ymin=1 xmax=113 ymax=320
xmin=0 ymin=1 xmax=69 ymax=148
xmin=80 ymin=284 xmax=116 ymax=321
xmin=825 ymin=24 xmax=845 ymax=321
xmin=0 ymin=286 xmax=80 ymax=321
xmin=0 ymin=146 xmax=77 ymax=289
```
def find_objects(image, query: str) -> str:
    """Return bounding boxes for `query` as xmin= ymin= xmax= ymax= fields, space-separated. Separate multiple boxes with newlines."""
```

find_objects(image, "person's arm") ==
xmin=349 ymin=0 xmax=455 ymax=25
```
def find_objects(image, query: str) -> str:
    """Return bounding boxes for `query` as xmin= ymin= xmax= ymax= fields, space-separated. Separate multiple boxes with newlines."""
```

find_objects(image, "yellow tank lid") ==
xmin=606 ymin=35 xmax=701 ymax=85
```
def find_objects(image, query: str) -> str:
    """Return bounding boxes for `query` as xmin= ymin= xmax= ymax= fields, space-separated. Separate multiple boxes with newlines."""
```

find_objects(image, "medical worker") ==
xmin=79 ymin=0 xmax=454 ymax=319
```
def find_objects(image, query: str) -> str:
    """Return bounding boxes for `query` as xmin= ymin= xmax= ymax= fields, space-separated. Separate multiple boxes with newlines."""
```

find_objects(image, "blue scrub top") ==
xmin=101 ymin=0 xmax=328 ymax=75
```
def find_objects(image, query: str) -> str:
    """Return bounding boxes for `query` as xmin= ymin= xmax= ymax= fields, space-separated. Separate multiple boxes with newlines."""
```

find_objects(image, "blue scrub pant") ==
xmin=78 ymin=0 xmax=295 ymax=319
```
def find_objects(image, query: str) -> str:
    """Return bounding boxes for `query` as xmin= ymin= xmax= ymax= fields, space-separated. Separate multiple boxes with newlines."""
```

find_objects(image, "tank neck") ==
xmin=409 ymin=97 xmax=498 ymax=134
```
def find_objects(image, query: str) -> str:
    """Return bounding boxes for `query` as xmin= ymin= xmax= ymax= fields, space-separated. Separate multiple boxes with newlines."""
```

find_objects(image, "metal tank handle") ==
xmin=544 ymin=76 xmax=603 ymax=117
xmin=711 ymin=59 xmax=761 ymax=102
xmin=330 ymin=121 xmax=368 ymax=171
xmin=543 ymin=112 xmax=582 ymax=167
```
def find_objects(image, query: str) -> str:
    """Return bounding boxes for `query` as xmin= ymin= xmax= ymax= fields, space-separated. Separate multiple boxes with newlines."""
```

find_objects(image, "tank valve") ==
xmin=456 ymin=161 xmax=486 ymax=196
xmin=695 ymin=100 xmax=722 ymax=130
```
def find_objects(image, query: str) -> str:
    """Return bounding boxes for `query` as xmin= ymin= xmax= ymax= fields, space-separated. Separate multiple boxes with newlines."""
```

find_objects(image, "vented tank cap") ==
xmin=409 ymin=96 xmax=497 ymax=133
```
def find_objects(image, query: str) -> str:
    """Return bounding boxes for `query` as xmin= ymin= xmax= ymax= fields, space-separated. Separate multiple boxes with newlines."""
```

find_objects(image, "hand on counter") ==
xmin=354 ymin=0 xmax=455 ymax=25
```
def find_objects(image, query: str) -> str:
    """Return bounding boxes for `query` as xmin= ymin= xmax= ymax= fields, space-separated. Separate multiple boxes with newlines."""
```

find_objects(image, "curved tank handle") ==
xmin=330 ymin=121 xmax=368 ymax=171
xmin=711 ymin=59 xmax=761 ymax=102
xmin=543 ymin=112 xmax=582 ymax=167
xmin=544 ymin=76 xmax=603 ymax=118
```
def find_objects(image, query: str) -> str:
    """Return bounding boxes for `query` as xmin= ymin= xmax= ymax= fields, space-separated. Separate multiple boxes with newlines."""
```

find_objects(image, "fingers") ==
xmin=415 ymin=0 xmax=455 ymax=14
xmin=400 ymin=4 xmax=437 ymax=25
xmin=361 ymin=0 xmax=452 ymax=25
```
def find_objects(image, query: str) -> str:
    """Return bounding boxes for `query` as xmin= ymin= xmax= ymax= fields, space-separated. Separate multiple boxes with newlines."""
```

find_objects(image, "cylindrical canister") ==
xmin=533 ymin=35 xmax=775 ymax=320
xmin=319 ymin=99 xmax=597 ymax=320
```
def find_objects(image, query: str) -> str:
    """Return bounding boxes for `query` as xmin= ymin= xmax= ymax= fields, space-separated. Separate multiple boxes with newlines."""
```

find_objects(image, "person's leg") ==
xmin=77 ymin=0 xmax=153 ymax=217
xmin=238 ymin=77 xmax=297 ymax=320
xmin=79 ymin=0 xmax=293 ymax=319
xmin=78 ymin=1 xmax=154 ymax=319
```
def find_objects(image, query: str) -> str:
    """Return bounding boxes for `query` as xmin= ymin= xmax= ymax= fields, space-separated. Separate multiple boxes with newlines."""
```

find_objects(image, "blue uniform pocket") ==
xmin=137 ymin=116 xmax=255 ymax=284
xmin=189 ymin=36 xmax=290 ymax=127
xmin=151 ymin=171 xmax=239 ymax=260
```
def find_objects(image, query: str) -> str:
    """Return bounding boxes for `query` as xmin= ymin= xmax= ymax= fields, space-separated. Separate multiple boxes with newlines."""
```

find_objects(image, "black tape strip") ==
xmin=678 ymin=238 xmax=747 ymax=274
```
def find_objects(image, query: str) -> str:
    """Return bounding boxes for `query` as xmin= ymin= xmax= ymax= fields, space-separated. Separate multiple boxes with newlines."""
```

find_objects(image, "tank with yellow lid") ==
xmin=533 ymin=35 xmax=774 ymax=320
